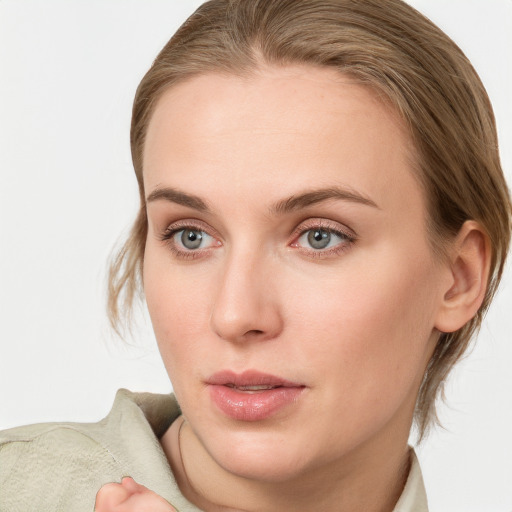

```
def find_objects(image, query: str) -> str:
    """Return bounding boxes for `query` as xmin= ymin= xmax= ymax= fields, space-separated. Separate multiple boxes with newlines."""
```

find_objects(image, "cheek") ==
xmin=143 ymin=247 xmax=213 ymax=377
xmin=286 ymin=248 xmax=439 ymax=420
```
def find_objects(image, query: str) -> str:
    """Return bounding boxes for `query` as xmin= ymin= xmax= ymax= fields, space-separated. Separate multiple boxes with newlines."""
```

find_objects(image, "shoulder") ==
xmin=0 ymin=389 xmax=181 ymax=512
xmin=0 ymin=396 xmax=136 ymax=512
xmin=0 ymin=422 xmax=122 ymax=512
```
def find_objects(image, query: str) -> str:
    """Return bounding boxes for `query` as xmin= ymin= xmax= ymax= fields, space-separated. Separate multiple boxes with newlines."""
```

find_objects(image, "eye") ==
xmin=290 ymin=220 xmax=356 ymax=258
xmin=297 ymin=228 xmax=349 ymax=250
xmin=301 ymin=229 xmax=338 ymax=250
xmin=175 ymin=228 xmax=212 ymax=250
xmin=160 ymin=221 xmax=221 ymax=259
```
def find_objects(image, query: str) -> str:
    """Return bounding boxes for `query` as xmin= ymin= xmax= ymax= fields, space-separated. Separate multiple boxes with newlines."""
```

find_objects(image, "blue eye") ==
xmin=173 ymin=228 xmax=213 ymax=250
xmin=160 ymin=220 xmax=222 ymax=260
xmin=297 ymin=228 xmax=351 ymax=251
xmin=306 ymin=229 xmax=332 ymax=249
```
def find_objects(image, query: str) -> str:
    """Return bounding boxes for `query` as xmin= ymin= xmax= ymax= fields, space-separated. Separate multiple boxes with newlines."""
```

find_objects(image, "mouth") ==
xmin=206 ymin=369 xmax=302 ymax=388
xmin=225 ymin=384 xmax=282 ymax=393
xmin=206 ymin=370 xmax=305 ymax=421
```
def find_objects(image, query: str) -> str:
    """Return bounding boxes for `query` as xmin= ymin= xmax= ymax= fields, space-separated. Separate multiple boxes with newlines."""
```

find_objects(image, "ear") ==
xmin=434 ymin=220 xmax=491 ymax=333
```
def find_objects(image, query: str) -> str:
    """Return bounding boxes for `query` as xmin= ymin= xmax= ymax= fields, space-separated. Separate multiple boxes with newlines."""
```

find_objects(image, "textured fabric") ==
xmin=394 ymin=451 xmax=429 ymax=512
xmin=0 ymin=389 xmax=428 ymax=511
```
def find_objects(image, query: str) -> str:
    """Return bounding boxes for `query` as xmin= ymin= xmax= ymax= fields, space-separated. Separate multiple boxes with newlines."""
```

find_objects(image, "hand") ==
xmin=95 ymin=477 xmax=177 ymax=512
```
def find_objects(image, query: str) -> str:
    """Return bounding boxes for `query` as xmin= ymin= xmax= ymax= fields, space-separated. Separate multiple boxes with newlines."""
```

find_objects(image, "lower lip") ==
xmin=208 ymin=385 xmax=304 ymax=421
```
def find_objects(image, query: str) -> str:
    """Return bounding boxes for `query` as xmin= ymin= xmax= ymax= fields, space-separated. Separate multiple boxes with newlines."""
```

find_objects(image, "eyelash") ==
xmin=160 ymin=220 xmax=220 ymax=260
xmin=159 ymin=219 xmax=356 ymax=260
xmin=290 ymin=219 xmax=356 ymax=259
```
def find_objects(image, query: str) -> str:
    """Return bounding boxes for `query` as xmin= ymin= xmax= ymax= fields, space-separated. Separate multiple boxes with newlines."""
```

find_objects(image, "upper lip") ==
xmin=206 ymin=370 xmax=304 ymax=388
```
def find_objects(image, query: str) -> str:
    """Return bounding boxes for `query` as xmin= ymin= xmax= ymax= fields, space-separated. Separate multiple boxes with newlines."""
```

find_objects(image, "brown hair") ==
xmin=108 ymin=0 xmax=511 ymax=437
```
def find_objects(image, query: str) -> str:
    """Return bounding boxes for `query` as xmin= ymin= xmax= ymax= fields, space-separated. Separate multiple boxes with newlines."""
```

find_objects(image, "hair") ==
xmin=108 ymin=0 xmax=511 ymax=438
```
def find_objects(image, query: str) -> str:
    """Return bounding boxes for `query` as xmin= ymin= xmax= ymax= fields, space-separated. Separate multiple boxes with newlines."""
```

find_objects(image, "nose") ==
xmin=209 ymin=249 xmax=283 ymax=344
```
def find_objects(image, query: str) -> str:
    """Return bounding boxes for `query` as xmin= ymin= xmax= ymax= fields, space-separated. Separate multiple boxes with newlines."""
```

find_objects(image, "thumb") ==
xmin=119 ymin=477 xmax=178 ymax=512
xmin=95 ymin=481 xmax=131 ymax=510
xmin=120 ymin=476 xmax=147 ymax=494
xmin=95 ymin=477 xmax=178 ymax=512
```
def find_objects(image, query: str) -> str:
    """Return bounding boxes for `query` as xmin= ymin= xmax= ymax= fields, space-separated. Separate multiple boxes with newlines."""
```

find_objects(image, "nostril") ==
xmin=246 ymin=329 xmax=264 ymax=336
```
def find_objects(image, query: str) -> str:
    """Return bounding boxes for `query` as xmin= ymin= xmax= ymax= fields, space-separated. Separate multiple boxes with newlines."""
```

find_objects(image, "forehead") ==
xmin=145 ymin=65 xmax=406 ymax=152
xmin=143 ymin=65 xmax=423 ymax=216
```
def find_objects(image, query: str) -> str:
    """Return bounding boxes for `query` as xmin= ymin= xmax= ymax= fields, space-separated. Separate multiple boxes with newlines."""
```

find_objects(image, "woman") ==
xmin=1 ymin=1 xmax=510 ymax=511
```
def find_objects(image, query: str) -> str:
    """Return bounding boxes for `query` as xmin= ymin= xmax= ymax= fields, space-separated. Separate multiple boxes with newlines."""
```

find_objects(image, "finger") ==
xmin=123 ymin=493 xmax=178 ymax=512
xmin=120 ymin=476 xmax=146 ymax=494
xmin=95 ymin=482 xmax=130 ymax=510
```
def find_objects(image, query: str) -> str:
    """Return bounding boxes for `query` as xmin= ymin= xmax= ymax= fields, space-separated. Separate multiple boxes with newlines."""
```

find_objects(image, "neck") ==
xmin=161 ymin=416 xmax=412 ymax=512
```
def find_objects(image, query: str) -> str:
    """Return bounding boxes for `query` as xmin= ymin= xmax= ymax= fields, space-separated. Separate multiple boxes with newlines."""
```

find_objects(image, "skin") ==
xmin=106 ymin=65 xmax=487 ymax=512
xmin=94 ymin=477 xmax=176 ymax=511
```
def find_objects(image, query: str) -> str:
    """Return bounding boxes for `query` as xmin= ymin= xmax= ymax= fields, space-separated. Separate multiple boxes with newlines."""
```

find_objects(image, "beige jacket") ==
xmin=0 ymin=389 xmax=428 ymax=511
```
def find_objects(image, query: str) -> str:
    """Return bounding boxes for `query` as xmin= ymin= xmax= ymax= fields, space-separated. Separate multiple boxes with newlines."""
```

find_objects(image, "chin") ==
xmin=201 ymin=424 xmax=321 ymax=483
xmin=219 ymin=447 xmax=308 ymax=482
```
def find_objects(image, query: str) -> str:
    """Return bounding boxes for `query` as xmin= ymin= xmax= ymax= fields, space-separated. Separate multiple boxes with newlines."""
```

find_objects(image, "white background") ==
xmin=0 ymin=1 xmax=511 ymax=511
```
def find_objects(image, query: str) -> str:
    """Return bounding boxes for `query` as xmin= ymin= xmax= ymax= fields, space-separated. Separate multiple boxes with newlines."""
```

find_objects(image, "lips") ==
xmin=206 ymin=370 xmax=305 ymax=421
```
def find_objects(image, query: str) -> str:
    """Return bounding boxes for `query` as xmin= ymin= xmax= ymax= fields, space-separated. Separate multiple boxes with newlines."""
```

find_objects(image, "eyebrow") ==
xmin=145 ymin=185 xmax=378 ymax=214
xmin=270 ymin=187 xmax=379 ymax=214
xmin=146 ymin=187 xmax=210 ymax=212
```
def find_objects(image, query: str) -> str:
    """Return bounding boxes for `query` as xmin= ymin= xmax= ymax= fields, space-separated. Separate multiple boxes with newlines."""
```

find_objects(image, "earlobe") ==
xmin=434 ymin=220 xmax=491 ymax=333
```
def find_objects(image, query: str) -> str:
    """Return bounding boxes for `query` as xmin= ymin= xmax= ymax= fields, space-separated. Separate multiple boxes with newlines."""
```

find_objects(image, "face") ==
xmin=143 ymin=66 xmax=447 ymax=481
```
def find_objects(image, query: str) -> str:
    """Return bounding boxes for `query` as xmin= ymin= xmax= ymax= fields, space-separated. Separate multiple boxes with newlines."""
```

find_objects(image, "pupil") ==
xmin=308 ymin=229 xmax=330 ymax=249
xmin=182 ymin=229 xmax=203 ymax=249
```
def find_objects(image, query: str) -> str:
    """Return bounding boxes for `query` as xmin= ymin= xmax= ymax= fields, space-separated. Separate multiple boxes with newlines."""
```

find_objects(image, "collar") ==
xmin=105 ymin=389 xmax=428 ymax=511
